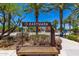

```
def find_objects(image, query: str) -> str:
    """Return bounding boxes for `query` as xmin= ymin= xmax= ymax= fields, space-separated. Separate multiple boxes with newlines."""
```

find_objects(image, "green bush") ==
xmin=67 ymin=34 xmax=78 ymax=41
xmin=72 ymin=27 xmax=79 ymax=31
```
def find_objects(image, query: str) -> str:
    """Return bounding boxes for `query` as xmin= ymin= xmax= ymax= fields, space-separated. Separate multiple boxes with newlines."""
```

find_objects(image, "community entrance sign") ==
xmin=22 ymin=22 xmax=55 ymax=46
xmin=16 ymin=22 xmax=59 ymax=56
xmin=22 ymin=22 xmax=51 ymax=33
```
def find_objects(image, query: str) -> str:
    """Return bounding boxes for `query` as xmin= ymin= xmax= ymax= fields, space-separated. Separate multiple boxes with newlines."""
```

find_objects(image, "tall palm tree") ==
xmin=24 ymin=3 xmax=54 ymax=34
xmin=52 ymin=3 xmax=78 ymax=36
xmin=34 ymin=4 xmax=39 ymax=34
xmin=24 ymin=3 xmax=57 ymax=46
xmin=59 ymin=4 xmax=64 ymax=34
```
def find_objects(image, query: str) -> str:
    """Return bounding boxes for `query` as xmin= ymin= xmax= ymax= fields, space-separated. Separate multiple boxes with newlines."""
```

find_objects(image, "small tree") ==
xmin=0 ymin=3 xmax=23 ymax=39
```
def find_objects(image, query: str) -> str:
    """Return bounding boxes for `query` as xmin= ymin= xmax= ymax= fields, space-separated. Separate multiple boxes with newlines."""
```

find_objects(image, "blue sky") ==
xmin=0 ymin=3 xmax=75 ymax=29
xmin=20 ymin=9 xmax=71 ymax=29
xmin=21 ymin=3 xmax=72 ymax=23
xmin=21 ymin=5 xmax=72 ymax=29
xmin=22 ymin=9 xmax=71 ymax=22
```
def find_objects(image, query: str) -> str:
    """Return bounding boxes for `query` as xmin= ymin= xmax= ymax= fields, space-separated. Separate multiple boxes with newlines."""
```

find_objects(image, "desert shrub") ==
xmin=16 ymin=32 xmax=29 ymax=41
xmin=29 ymin=35 xmax=51 ymax=46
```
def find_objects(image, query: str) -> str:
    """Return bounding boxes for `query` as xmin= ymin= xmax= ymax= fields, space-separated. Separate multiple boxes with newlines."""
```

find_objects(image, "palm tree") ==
xmin=34 ymin=4 xmax=39 ymax=34
xmin=59 ymin=4 xmax=75 ymax=36
xmin=66 ymin=7 xmax=79 ymax=33
xmin=59 ymin=4 xmax=64 ymax=34
xmin=52 ymin=3 xmax=78 ymax=36
xmin=24 ymin=3 xmax=57 ymax=46
xmin=53 ymin=19 xmax=58 ymax=30
xmin=24 ymin=3 xmax=54 ymax=34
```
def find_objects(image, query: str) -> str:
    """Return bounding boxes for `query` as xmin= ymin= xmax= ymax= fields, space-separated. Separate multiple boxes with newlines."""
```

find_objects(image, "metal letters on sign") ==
xmin=22 ymin=22 xmax=50 ymax=26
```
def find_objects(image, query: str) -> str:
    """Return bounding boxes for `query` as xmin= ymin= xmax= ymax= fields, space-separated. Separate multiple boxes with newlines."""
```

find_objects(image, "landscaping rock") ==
xmin=55 ymin=36 xmax=62 ymax=45
xmin=1 ymin=36 xmax=15 ymax=47
xmin=23 ymin=42 xmax=32 ymax=46
xmin=29 ymin=35 xmax=51 ymax=46
xmin=16 ymin=32 xmax=29 ymax=41
xmin=55 ymin=36 xmax=62 ymax=50
xmin=16 ymin=34 xmax=62 ymax=49
xmin=0 ymin=40 xmax=5 ymax=47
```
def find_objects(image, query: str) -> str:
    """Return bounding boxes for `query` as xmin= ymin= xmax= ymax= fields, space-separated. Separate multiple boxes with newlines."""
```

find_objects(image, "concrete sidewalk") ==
xmin=59 ymin=37 xmax=79 ymax=56
xmin=0 ymin=50 xmax=16 ymax=56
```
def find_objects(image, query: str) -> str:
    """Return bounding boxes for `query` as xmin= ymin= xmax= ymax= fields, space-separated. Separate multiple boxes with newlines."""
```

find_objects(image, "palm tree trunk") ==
xmin=64 ymin=23 xmax=66 ymax=37
xmin=55 ymin=25 xmax=56 ymax=30
xmin=69 ymin=20 xmax=71 ymax=34
xmin=59 ymin=7 xmax=63 ymax=36
xmin=34 ymin=3 xmax=39 ymax=35
xmin=64 ymin=23 xmax=65 ymax=30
